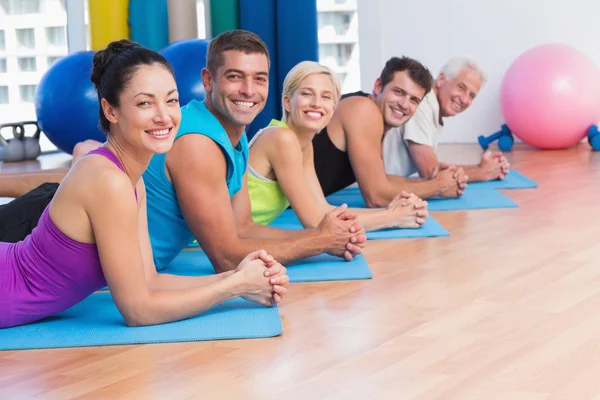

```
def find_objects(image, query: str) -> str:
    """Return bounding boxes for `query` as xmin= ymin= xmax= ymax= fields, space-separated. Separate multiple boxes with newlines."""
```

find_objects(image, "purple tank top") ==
xmin=0 ymin=147 xmax=136 ymax=328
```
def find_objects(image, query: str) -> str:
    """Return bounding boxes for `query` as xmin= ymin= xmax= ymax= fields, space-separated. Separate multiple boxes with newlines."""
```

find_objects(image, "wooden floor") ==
xmin=1 ymin=143 xmax=600 ymax=399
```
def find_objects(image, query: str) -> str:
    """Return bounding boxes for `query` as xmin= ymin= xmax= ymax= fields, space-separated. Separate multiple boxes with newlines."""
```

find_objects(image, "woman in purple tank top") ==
xmin=0 ymin=40 xmax=289 ymax=329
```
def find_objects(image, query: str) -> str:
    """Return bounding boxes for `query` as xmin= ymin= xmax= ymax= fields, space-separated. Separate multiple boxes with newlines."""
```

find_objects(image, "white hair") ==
xmin=439 ymin=56 xmax=487 ymax=86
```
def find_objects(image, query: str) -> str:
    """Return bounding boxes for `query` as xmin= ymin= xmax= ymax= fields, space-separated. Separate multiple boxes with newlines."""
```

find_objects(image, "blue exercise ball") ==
xmin=35 ymin=51 xmax=105 ymax=154
xmin=160 ymin=39 xmax=209 ymax=106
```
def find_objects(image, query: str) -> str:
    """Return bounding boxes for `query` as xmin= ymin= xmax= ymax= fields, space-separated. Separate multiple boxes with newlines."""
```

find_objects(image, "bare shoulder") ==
xmin=166 ymin=133 xmax=228 ymax=177
xmin=252 ymin=126 xmax=302 ymax=158
xmin=264 ymin=126 xmax=302 ymax=151
xmin=338 ymin=95 xmax=380 ymax=119
xmin=74 ymin=155 xmax=137 ymax=204
xmin=51 ymin=155 xmax=138 ymax=226
xmin=336 ymin=95 xmax=384 ymax=134
xmin=169 ymin=132 xmax=224 ymax=156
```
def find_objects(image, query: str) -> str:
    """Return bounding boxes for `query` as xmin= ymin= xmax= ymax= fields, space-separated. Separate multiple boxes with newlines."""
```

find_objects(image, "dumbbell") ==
xmin=478 ymin=124 xmax=514 ymax=151
xmin=19 ymin=121 xmax=42 ymax=160
xmin=0 ymin=123 xmax=26 ymax=163
xmin=587 ymin=125 xmax=600 ymax=151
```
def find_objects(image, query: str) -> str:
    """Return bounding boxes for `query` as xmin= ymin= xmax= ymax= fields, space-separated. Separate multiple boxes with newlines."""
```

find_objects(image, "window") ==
xmin=18 ymin=57 xmax=37 ymax=72
xmin=319 ymin=43 xmax=354 ymax=67
xmin=13 ymin=0 xmax=40 ymax=14
xmin=0 ymin=30 xmax=5 ymax=51
xmin=47 ymin=56 xmax=61 ymax=67
xmin=317 ymin=0 xmax=360 ymax=92
xmin=0 ymin=58 xmax=7 ymax=73
xmin=0 ymin=86 xmax=8 ymax=104
xmin=19 ymin=85 xmax=36 ymax=103
xmin=46 ymin=26 xmax=66 ymax=47
xmin=16 ymin=28 xmax=36 ymax=49
xmin=0 ymin=0 xmax=8 ymax=13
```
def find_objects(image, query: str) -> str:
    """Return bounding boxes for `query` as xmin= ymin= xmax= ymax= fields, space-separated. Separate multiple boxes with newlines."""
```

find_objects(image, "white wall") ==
xmin=357 ymin=0 xmax=600 ymax=143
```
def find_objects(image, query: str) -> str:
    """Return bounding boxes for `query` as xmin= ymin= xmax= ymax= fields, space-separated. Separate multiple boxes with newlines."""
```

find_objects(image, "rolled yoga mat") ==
xmin=129 ymin=0 xmax=170 ymax=51
xmin=0 ymin=293 xmax=283 ymax=351
xmin=210 ymin=0 xmax=240 ymax=37
xmin=167 ymin=0 xmax=198 ymax=43
xmin=239 ymin=0 xmax=280 ymax=139
xmin=89 ymin=0 xmax=129 ymax=51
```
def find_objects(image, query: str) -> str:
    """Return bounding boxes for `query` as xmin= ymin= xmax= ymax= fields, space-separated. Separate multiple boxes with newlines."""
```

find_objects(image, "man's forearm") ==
xmin=386 ymin=175 xmax=443 ymax=200
xmin=149 ymin=269 xmax=234 ymax=290
xmin=459 ymin=164 xmax=487 ymax=182
xmin=360 ymin=176 xmax=440 ymax=207
xmin=238 ymin=221 xmax=312 ymax=240
xmin=205 ymin=229 xmax=326 ymax=273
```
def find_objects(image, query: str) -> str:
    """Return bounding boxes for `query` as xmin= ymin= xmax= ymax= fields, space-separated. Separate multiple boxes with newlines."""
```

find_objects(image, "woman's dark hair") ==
xmin=90 ymin=39 xmax=174 ymax=132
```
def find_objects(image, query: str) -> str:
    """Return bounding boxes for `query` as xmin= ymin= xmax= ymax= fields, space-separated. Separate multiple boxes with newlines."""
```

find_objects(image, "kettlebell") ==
xmin=20 ymin=121 xmax=42 ymax=160
xmin=0 ymin=123 xmax=26 ymax=163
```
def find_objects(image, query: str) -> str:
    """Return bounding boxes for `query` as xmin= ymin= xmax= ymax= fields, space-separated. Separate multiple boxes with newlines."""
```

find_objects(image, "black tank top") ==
xmin=313 ymin=91 xmax=370 ymax=196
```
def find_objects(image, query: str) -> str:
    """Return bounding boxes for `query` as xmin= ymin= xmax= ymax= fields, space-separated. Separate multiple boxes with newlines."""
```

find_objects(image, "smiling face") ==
xmin=373 ymin=70 xmax=427 ymax=129
xmin=202 ymin=50 xmax=269 ymax=132
xmin=102 ymin=63 xmax=181 ymax=154
xmin=283 ymin=73 xmax=337 ymax=133
xmin=435 ymin=67 xmax=482 ymax=117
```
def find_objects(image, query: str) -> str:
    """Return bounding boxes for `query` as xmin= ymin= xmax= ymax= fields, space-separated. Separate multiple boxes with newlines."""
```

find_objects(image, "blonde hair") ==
xmin=281 ymin=61 xmax=341 ymax=123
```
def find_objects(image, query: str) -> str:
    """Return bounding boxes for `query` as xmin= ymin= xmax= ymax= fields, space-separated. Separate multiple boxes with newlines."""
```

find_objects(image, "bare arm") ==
xmin=406 ymin=141 xmax=441 ymax=179
xmin=88 ymin=169 xmax=273 ymax=327
xmin=340 ymin=98 xmax=443 ymax=206
xmin=234 ymin=174 xmax=319 ymax=240
xmin=301 ymin=143 xmax=427 ymax=230
xmin=135 ymin=178 xmax=235 ymax=290
xmin=249 ymin=129 xmax=401 ymax=232
xmin=408 ymin=141 xmax=508 ymax=183
xmin=457 ymin=151 xmax=510 ymax=182
xmin=167 ymin=134 xmax=360 ymax=273
xmin=263 ymin=127 xmax=329 ymax=228
xmin=137 ymin=184 xmax=289 ymax=304
xmin=408 ymin=140 xmax=485 ymax=181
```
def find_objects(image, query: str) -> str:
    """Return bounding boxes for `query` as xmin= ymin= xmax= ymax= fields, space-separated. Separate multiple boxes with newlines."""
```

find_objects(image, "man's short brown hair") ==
xmin=206 ymin=29 xmax=270 ymax=73
xmin=379 ymin=56 xmax=433 ymax=94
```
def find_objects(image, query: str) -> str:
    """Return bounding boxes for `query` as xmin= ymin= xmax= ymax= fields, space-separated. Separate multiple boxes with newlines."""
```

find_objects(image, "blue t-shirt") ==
xmin=143 ymin=100 xmax=249 ymax=269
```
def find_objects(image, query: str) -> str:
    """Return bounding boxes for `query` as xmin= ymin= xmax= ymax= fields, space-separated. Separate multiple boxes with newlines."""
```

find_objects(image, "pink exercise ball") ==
xmin=500 ymin=43 xmax=600 ymax=149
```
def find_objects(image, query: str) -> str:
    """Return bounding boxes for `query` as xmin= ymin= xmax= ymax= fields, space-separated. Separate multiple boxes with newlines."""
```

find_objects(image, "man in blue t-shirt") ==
xmin=0 ymin=30 xmax=366 ymax=272
xmin=143 ymin=30 xmax=366 ymax=271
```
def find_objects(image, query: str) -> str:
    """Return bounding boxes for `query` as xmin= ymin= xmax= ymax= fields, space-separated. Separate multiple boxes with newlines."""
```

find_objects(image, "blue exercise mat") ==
xmin=326 ymin=188 xmax=518 ymax=211
xmin=269 ymin=209 xmax=449 ymax=239
xmin=0 ymin=293 xmax=282 ymax=351
xmin=427 ymin=189 xmax=518 ymax=211
xmin=467 ymin=170 xmax=538 ymax=190
xmin=165 ymin=250 xmax=372 ymax=283
xmin=337 ymin=170 xmax=536 ymax=194
xmin=283 ymin=253 xmax=372 ymax=282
